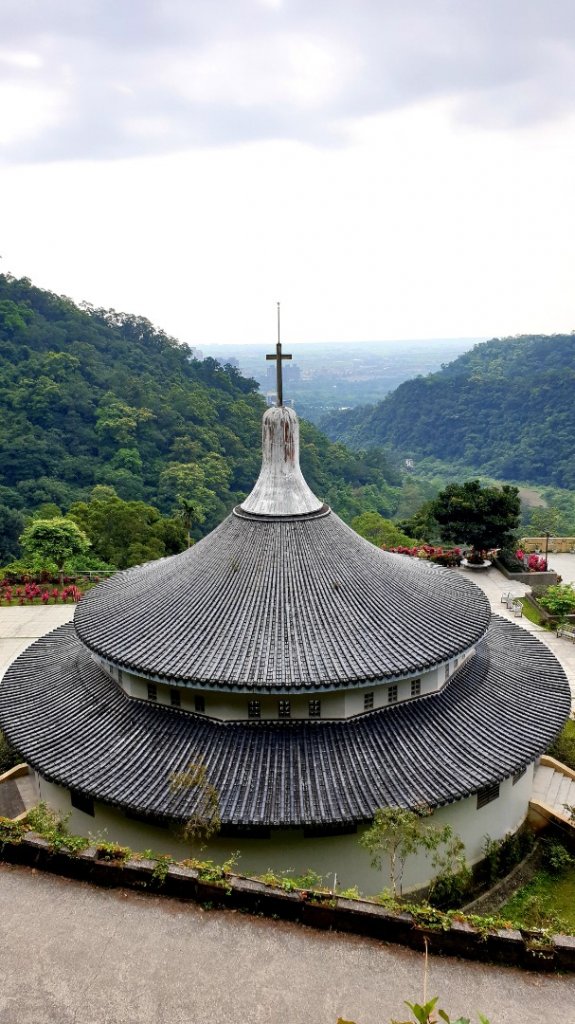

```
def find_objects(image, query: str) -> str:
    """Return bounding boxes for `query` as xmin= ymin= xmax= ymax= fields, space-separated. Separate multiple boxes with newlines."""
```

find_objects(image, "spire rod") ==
xmin=266 ymin=301 xmax=292 ymax=406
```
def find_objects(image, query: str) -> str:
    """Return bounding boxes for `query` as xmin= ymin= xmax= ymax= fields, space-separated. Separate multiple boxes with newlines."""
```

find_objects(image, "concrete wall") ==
xmin=37 ymin=764 xmax=533 ymax=896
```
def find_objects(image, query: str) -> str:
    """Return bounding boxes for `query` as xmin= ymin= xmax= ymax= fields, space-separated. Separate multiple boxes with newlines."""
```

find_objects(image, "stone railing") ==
xmin=520 ymin=537 xmax=575 ymax=554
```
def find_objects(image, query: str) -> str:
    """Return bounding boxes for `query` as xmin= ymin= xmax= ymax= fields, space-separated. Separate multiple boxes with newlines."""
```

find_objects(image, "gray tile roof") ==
xmin=74 ymin=512 xmax=491 ymax=690
xmin=0 ymin=617 xmax=569 ymax=827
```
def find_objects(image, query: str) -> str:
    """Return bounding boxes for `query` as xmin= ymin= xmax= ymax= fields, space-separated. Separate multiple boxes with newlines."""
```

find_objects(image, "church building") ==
xmin=0 ymin=344 xmax=570 ymax=893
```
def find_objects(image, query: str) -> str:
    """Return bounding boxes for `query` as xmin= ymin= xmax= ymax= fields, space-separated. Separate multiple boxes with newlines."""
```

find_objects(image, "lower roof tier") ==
xmin=0 ymin=617 xmax=569 ymax=829
xmin=74 ymin=510 xmax=491 ymax=691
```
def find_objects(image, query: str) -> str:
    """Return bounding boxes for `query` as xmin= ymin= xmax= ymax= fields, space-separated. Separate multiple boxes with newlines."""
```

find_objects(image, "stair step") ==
xmin=532 ymin=766 xmax=554 ymax=796
xmin=556 ymin=776 xmax=573 ymax=806
xmin=545 ymin=772 xmax=564 ymax=806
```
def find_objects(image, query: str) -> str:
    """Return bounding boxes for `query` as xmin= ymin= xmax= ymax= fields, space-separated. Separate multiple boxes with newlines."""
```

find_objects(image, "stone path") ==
xmin=1 ymin=863 xmax=574 ymax=1024
xmin=456 ymin=558 xmax=575 ymax=707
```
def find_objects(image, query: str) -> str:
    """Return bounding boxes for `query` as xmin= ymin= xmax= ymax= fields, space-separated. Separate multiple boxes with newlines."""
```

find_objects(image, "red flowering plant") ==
xmin=383 ymin=545 xmax=463 ymax=568
xmin=0 ymin=582 xmax=83 ymax=606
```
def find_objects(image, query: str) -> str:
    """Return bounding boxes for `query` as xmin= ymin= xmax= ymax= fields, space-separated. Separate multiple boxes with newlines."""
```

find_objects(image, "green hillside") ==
xmin=321 ymin=334 xmax=575 ymax=489
xmin=0 ymin=274 xmax=402 ymax=542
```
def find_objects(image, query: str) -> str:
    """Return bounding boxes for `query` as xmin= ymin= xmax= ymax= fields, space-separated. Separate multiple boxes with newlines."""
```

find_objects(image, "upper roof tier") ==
xmin=75 ymin=512 xmax=490 ymax=689
xmin=75 ymin=402 xmax=491 ymax=690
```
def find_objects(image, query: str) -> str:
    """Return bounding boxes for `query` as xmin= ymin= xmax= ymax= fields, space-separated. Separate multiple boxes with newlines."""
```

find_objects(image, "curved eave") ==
xmin=73 ymin=512 xmax=491 ymax=691
xmin=0 ymin=617 xmax=569 ymax=829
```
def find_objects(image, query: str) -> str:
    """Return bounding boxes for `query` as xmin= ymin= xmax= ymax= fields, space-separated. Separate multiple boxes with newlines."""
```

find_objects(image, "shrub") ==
xmin=496 ymin=548 xmax=526 ymax=572
xmin=541 ymin=839 xmax=574 ymax=874
xmin=0 ymin=730 xmax=21 ymax=774
xmin=538 ymin=583 xmax=575 ymax=618
xmin=547 ymin=718 xmax=575 ymax=770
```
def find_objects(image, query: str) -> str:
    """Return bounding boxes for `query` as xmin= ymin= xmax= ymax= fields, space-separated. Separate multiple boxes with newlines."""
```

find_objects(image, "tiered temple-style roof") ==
xmin=75 ymin=404 xmax=491 ymax=689
xmin=0 ymin=617 xmax=569 ymax=826
xmin=0 ymin=374 xmax=571 ymax=830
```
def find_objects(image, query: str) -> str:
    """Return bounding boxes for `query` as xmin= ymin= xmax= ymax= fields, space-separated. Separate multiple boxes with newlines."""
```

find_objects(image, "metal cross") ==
xmin=266 ymin=301 xmax=292 ymax=406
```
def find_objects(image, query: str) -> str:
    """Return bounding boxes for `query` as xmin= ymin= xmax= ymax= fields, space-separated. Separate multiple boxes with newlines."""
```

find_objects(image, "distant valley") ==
xmin=202 ymin=338 xmax=480 ymax=423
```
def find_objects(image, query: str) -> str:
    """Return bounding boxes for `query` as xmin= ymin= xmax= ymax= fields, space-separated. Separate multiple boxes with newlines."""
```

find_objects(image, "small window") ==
xmin=70 ymin=790 xmax=95 ymax=817
xmin=170 ymin=689 xmax=181 ymax=707
xmin=308 ymin=699 xmax=321 ymax=718
xmin=477 ymin=783 xmax=500 ymax=809
xmin=512 ymin=767 xmax=526 ymax=786
xmin=410 ymin=679 xmax=421 ymax=697
xmin=147 ymin=683 xmax=157 ymax=702
xmin=388 ymin=685 xmax=398 ymax=704
xmin=248 ymin=700 xmax=261 ymax=719
xmin=364 ymin=692 xmax=374 ymax=711
xmin=278 ymin=700 xmax=291 ymax=719
xmin=444 ymin=664 xmax=450 ymax=682
xmin=195 ymin=695 xmax=205 ymax=714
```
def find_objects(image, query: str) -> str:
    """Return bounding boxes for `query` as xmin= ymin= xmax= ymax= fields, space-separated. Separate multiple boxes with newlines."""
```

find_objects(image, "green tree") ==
xmin=19 ymin=517 xmax=90 ymax=580
xmin=69 ymin=493 xmax=186 ymax=568
xmin=0 ymin=505 xmax=26 ymax=563
xmin=528 ymin=505 xmax=564 ymax=537
xmin=351 ymin=511 xmax=418 ymax=549
xmin=430 ymin=480 xmax=520 ymax=554
xmin=176 ymin=498 xmax=205 ymax=548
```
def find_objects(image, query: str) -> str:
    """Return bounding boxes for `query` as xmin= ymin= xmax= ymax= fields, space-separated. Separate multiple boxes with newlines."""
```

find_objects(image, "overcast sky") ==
xmin=2 ymin=0 xmax=575 ymax=345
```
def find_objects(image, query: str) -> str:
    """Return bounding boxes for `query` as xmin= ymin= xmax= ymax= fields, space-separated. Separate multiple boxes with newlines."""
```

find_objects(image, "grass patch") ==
xmin=518 ymin=596 xmax=555 ymax=628
xmin=499 ymin=867 xmax=575 ymax=932
xmin=548 ymin=717 xmax=575 ymax=771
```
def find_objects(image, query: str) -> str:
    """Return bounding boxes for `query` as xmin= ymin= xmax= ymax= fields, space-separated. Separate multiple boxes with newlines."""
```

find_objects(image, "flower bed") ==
xmin=382 ymin=545 xmax=463 ymax=567
xmin=0 ymin=581 xmax=83 ymax=606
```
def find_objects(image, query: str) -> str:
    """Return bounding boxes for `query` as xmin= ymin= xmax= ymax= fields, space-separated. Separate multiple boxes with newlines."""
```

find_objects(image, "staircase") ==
xmin=530 ymin=756 xmax=575 ymax=829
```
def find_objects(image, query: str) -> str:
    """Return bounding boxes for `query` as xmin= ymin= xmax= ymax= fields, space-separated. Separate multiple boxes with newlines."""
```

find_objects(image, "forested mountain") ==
xmin=0 ymin=274 xmax=402 ymax=538
xmin=321 ymin=334 xmax=575 ymax=489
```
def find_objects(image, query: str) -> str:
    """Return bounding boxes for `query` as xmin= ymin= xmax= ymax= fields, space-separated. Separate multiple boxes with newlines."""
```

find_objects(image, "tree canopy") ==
xmin=430 ymin=480 xmax=520 ymax=552
xmin=19 ymin=517 xmax=90 ymax=576
xmin=0 ymin=273 xmax=408 ymax=563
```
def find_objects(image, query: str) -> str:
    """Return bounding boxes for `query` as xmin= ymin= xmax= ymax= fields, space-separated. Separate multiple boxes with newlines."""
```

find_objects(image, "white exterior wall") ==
xmin=92 ymin=647 xmax=477 ymax=723
xmin=37 ymin=763 xmax=533 ymax=897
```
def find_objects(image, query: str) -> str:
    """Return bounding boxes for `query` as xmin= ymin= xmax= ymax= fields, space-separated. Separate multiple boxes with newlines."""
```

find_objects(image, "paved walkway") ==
xmin=1 ymin=863 xmax=574 ymax=1024
xmin=0 ymin=605 xmax=75 ymax=683
xmin=456 ymin=558 xmax=575 ymax=707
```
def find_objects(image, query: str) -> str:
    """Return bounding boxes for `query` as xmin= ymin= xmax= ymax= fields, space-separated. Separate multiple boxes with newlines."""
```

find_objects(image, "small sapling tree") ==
xmin=169 ymin=760 xmax=221 ymax=852
xmin=360 ymin=807 xmax=467 ymax=900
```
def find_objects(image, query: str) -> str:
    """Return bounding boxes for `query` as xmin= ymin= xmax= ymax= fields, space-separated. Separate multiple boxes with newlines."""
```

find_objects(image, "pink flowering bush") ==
xmin=527 ymin=553 xmax=547 ymax=572
xmin=513 ymin=550 xmax=548 ymax=572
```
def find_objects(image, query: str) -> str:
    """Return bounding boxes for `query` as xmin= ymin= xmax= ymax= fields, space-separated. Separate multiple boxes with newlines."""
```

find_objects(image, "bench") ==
xmin=557 ymin=625 xmax=575 ymax=642
xmin=510 ymin=600 xmax=523 ymax=617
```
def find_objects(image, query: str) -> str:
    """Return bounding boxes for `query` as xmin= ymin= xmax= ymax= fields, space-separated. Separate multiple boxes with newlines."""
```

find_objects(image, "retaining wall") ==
xmin=1 ymin=831 xmax=574 ymax=973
